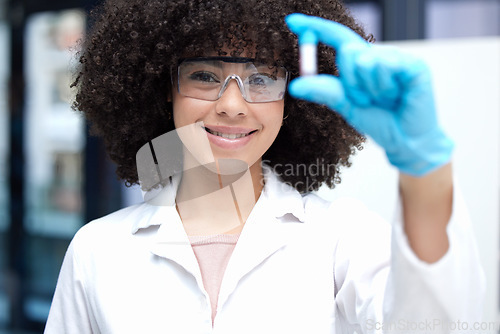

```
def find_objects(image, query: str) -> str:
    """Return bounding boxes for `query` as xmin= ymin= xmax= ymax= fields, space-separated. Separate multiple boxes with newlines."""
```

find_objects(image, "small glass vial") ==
xmin=299 ymin=30 xmax=318 ymax=76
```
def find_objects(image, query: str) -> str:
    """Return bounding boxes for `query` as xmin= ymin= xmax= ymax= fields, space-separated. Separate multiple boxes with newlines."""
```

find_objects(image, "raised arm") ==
xmin=285 ymin=13 xmax=455 ymax=263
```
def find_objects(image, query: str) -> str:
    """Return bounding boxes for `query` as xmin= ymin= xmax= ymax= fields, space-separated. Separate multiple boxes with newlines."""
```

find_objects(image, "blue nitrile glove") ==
xmin=285 ymin=13 xmax=454 ymax=177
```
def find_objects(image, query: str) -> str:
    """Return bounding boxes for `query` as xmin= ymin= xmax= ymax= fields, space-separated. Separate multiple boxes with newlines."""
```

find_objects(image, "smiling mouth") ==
xmin=204 ymin=127 xmax=257 ymax=139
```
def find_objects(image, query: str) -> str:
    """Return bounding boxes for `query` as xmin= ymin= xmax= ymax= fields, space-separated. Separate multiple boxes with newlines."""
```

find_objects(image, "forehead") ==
xmin=181 ymin=43 xmax=280 ymax=65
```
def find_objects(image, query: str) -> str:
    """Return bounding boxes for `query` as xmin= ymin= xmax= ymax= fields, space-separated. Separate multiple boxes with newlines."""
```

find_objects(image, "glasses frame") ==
xmin=172 ymin=57 xmax=289 ymax=103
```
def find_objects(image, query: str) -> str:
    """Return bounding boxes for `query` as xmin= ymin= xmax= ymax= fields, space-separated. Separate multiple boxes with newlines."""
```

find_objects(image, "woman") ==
xmin=45 ymin=0 xmax=484 ymax=333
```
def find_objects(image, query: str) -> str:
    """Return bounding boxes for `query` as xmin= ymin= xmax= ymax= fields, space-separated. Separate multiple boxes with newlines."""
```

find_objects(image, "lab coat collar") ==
xmin=130 ymin=164 xmax=308 ymax=301
xmin=131 ymin=163 xmax=306 ymax=234
xmin=130 ymin=173 xmax=181 ymax=234
xmin=131 ymin=170 xmax=204 ymax=290
xmin=260 ymin=164 xmax=306 ymax=222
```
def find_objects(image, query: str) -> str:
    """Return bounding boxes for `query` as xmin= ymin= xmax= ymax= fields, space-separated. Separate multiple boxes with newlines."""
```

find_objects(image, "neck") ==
xmin=176 ymin=151 xmax=264 ymax=235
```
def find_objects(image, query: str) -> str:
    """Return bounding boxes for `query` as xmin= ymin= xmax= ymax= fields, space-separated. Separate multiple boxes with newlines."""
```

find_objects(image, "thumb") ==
xmin=288 ymin=75 xmax=350 ymax=115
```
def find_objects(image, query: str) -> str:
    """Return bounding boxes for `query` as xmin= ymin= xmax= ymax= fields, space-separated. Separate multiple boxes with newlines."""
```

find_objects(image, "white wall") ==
xmin=427 ymin=0 xmax=500 ymax=39
xmin=318 ymin=37 xmax=500 ymax=327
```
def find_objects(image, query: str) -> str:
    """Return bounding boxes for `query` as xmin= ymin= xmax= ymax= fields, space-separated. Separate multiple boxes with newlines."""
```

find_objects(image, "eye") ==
xmin=188 ymin=71 xmax=220 ymax=83
xmin=248 ymin=73 xmax=276 ymax=87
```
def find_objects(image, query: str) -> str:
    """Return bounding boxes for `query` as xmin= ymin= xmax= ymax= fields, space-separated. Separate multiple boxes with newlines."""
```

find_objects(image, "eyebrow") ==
xmin=178 ymin=57 xmax=283 ymax=75
xmin=181 ymin=61 xmax=223 ymax=70
xmin=180 ymin=58 xmax=265 ymax=73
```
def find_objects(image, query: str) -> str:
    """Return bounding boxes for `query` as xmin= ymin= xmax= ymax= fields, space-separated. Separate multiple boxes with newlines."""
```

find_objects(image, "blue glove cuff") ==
xmin=386 ymin=130 xmax=455 ymax=177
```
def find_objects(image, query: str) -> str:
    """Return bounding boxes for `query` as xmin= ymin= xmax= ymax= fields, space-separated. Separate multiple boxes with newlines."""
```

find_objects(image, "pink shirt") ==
xmin=188 ymin=234 xmax=240 ymax=325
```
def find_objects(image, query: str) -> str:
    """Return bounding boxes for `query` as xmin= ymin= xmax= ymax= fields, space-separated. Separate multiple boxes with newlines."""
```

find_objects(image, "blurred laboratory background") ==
xmin=0 ymin=0 xmax=498 ymax=332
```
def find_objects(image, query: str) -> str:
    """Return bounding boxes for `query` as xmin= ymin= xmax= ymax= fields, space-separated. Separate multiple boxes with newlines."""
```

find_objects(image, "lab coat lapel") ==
xmin=136 ymin=166 xmax=306 ymax=305
xmin=217 ymin=204 xmax=289 ymax=308
xmin=217 ymin=169 xmax=306 ymax=308
xmin=148 ymin=206 xmax=206 ymax=293
xmin=136 ymin=176 xmax=204 ymax=290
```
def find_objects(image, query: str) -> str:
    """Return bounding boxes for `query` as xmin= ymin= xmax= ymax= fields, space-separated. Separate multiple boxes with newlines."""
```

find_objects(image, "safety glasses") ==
xmin=173 ymin=57 xmax=289 ymax=103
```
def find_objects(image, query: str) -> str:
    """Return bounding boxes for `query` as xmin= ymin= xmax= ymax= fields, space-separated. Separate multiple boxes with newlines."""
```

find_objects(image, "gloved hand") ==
xmin=285 ymin=13 xmax=454 ymax=177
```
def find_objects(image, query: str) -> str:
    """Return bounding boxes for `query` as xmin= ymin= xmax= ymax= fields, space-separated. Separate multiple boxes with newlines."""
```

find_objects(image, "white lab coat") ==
xmin=44 ymin=167 xmax=485 ymax=333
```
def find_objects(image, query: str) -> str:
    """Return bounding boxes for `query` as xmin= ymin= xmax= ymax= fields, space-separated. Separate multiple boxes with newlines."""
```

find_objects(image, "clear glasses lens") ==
xmin=177 ymin=58 xmax=288 ymax=103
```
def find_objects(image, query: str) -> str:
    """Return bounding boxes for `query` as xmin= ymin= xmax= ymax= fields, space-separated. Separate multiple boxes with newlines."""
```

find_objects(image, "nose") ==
xmin=215 ymin=79 xmax=249 ymax=118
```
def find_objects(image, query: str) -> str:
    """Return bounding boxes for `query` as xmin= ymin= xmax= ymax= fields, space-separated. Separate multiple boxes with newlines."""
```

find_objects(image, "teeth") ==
xmin=213 ymin=131 xmax=248 ymax=139
xmin=206 ymin=128 xmax=251 ymax=139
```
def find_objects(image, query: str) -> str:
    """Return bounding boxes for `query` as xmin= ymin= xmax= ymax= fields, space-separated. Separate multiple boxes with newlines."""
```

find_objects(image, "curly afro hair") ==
xmin=73 ymin=0 xmax=372 ymax=193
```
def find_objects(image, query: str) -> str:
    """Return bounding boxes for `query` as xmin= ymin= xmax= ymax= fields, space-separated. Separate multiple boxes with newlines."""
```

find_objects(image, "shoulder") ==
xmin=78 ymin=203 xmax=142 ymax=234
xmin=70 ymin=202 xmax=162 ymax=249
xmin=264 ymin=165 xmax=390 ymax=236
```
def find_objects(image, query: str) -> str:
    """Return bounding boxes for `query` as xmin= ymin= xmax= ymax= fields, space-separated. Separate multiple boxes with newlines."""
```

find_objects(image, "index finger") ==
xmin=285 ymin=13 xmax=368 ymax=50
